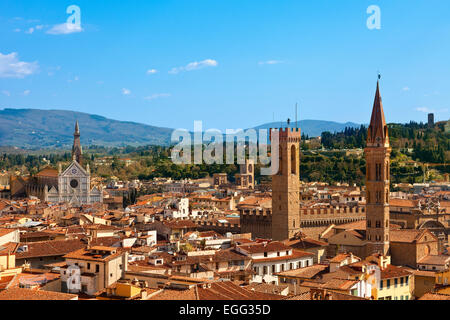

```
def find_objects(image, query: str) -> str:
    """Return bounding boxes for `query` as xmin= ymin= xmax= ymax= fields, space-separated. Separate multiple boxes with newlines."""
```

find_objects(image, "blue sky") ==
xmin=1 ymin=0 xmax=449 ymax=131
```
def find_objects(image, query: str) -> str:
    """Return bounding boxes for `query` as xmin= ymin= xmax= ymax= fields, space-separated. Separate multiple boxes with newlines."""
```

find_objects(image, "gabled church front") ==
xmin=27 ymin=122 xmax=102 ymax=206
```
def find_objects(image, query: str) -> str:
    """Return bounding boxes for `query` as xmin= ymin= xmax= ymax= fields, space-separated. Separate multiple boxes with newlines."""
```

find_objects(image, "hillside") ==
xmin=0 ymin=108 xmax=362 ymax=149
xmin=0 ymin=108 xmax=174 ymax=148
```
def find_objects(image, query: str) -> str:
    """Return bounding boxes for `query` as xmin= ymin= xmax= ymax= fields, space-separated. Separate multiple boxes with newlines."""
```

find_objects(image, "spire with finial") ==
xmin=72 ymin=121 xmax=83 ymax=165
xmin=367 ymin=76 xmax=389 ymax=147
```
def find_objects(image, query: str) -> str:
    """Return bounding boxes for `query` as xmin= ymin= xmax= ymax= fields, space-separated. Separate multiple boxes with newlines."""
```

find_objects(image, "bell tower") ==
xmin=365 ymin=79 xmax=391 ymax=256
xmin=270 ymin=127 xmax=301 ymax=241
xmin=72 ymin=121 xmax=83 ymax=165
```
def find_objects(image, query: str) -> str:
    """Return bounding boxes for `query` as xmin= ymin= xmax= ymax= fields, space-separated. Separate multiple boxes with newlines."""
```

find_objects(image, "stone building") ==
xmin=235 ymin=159 xmax=255 ymax=189
xmin=365 ymin=80 xmax=392 ymax=256
xmin=24 ymin=122 xmax=102 ymax=206
xmin=239 ymin=127 xmax=365 ymax=240
xmin=271 ymin=128 xmax=302 ymax=241
xmin=213 ymin=173 xmax=228 ymax=187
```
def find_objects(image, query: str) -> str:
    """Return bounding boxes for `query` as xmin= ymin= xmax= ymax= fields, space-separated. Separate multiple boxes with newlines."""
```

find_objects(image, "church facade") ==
xmin=26 ymin=122 xmax=102 ymax=206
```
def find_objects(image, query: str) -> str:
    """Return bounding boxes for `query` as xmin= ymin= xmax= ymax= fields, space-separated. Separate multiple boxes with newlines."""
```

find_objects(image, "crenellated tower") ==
xmin=270 ymin=127 xmax=301 ymax=241
xmin=365 ymin=80 xmax=391 ymax=256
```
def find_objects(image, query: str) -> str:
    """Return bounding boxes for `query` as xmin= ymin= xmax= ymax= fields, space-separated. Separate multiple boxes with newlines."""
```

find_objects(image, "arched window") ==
xmin=291 ymin=145 xmax=297 ymax=175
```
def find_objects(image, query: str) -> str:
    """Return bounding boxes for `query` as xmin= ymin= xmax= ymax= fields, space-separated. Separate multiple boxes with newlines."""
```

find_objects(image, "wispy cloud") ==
xmin=144 ymin=93 xmax=171 ymax=101
xmin=25 ymin=27 xmax=34 ymax=34
xmin=23 ymin=90 xmax=31 ymax=96
xmin=258 ymin=60 xmax=284 ymax=65
xmin=402 ymin=86 xmax=410 ymax=91
xmin=2 ymin=90 xmax=11 ymax=97
xmin=147 ymin=69 xmax=158 ymax=75
xmin=0 ymin=52 xmax=39 ymax=78
xmin=416 ymin=107 xmax=432 ymax=113
xmin=169 ymin=59 xmax=218 ymax=74
xmin=122 ymin=88 xmax=131 ymax=96
xmin=46 ymin=23 xmax=83 ymax=35
xmin=416 ymin=107 xmax=448 ymax=114
xmin=67 ymin=76 xmax=79 ymax=83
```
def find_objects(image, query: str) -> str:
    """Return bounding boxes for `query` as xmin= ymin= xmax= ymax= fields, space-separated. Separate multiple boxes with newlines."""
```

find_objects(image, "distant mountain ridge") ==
xmin=0 ymin=108 xmax=362 ymax=149
xmin=254 ymin=120 xmax=362 ymax=138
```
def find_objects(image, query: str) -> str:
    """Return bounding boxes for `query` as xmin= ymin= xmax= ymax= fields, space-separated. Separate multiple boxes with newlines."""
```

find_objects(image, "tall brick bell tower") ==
xmin=365 ymin=79 xmax=392 ymax=256
xmin=270 ymin=127 xmax=301 ymax=241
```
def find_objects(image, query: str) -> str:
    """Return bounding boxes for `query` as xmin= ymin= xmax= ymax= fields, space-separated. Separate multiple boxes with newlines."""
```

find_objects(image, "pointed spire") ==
xmin=367 ymin=79 xmax=389 ymax=147
xmin=72 ymin=121 xmax=82 ymax=165
xmin=74 ymin=121 xmax=80 ymax=135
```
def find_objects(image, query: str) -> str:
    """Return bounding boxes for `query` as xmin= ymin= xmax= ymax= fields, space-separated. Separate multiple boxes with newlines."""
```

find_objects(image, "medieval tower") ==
xmin=72 ymin=121 xmax=83 ymax=165
xmin=365 ymin=80 xmax=392 ymax=256
xmin=270 ymin=127 xmax=302 ymax=241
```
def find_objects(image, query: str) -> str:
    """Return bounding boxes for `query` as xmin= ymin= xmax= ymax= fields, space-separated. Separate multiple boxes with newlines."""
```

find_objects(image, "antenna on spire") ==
xmin=377 ymin=71 xmax=381 ymax=81
xmin=295 ymin=103 xmax=298 ymax=129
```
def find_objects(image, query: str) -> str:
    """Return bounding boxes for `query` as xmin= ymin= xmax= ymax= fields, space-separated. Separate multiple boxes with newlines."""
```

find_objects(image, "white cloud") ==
xmin=402 ymin=87 xmax=410 ymax=91
xmin=258 ymin=60 xmax=284 ymax=65
xmin=169 ymin=59 xmax=218 ymax=74
xmin=2 ymin=90 xmax=11 ymax=97
xmin=67 ymin=76 xmax=80 ymax=83
xmin=13 ymin=28 xmax=21 ymax=33
xmin=23 ymin=90 xmax=31 ymax=96
xmin=0 ymin=52 xmax=39 ymax=78
xmin=147 ymin=69 xmax=158 ymax=75
xmin=122 ymin=88 xmax=131 ymax=96
xmin=25 ymin=27 xmax=34 ymax=34
xmin=416 ymin=107 xmax=433 ymax=113
xmin=35 ymin=25 xmax=44 ymax=30
xmin=144 ymin=93 xmax=171 ymax=101
xmin=46 ymin=23 xmax=83 ymax=35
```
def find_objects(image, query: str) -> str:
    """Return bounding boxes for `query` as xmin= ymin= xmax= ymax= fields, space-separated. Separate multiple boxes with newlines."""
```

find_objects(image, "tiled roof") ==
xmin=419 ymin=293 xmax=450 ymax=300
xmin=284 ymin=237 xmax=328 ymax=249
xmin=0 ymin=288 xmax=77 ymax=300
xmin=276 ymin=264 xmax=329 ymax=279
xmin=418 ymin=255 xmax=450 ymax=266
xmin=330 ymin=253 xmax=360 ymax=263
xmin=300 ymin=278 xmax=358 ymax=291
xmin=0 ymin=228 xmax=16 ymax=238
xmin=0 ymin=242 xmax=19 ymax=255
xmin=238 ymin=241 xmax=291 ymax=254
xmin=380 ymin=265 xmax=412 ymax=280
xmin=16 ymin=239 xmax=85 ymax=259
xmin=163 ymin=220 xmax=198 ymax=229
xmin=63 ymin=246 xmax=124 ymax=262
xmin=253 ymin=249 xmax=313 ymax=264
xmin=35 ymin=167 xmax=59 ymax=178
xmin=195 ymin=281 xmax=283 ymax=300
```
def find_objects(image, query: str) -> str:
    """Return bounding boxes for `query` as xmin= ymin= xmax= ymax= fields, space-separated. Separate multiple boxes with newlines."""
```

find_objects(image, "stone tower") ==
xmin=72 ymin=121 xmax=83 ymax=165
xmin=365 ymin=80 xmax=391 ymax=256
xmin=235 ymin=159 xmax=255 ymax=189
xmin=270 ymin=127 xmax=301 ymax=241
